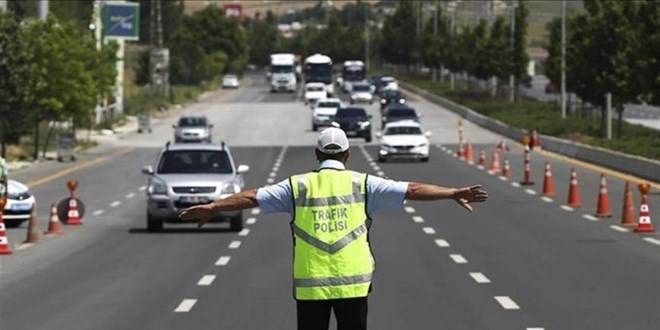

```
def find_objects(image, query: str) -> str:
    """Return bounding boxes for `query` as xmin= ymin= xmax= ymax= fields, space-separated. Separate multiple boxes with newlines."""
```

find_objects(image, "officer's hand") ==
xmin=179 ymin=204 xmax=215 ymax=228
xmin=453 ymin=185 xmax=488 ymax=212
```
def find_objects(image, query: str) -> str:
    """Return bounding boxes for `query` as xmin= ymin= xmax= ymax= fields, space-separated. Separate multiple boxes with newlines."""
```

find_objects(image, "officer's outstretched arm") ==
xmin=180 ymin=189 xmax=259 ymax=227
xmin=405 ymin=182 xmax=488 ymax=212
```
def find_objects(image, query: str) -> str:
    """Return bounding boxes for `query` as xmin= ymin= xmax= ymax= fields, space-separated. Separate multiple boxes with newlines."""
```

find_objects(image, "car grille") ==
xmin=172 ymin=186 xmax=216 ymax=194
xmin=393 ymin=145 xmax=415 ymax=150
xmin=8 ymin=192 xmax=31 ymax=200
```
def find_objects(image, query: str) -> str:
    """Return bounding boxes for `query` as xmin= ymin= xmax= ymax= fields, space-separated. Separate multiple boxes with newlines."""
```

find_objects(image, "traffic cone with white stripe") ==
xmin=477 ymin=149 xmax=486 ymax=168
xmin=496 ymin=139 xmax=510 ymax=152
xmin=465 ymin=140 xmax=474 ymax=165
xmin=488 ymin=149 xmax=501 ymax=175
xmin=566 ymin=168 xmax=581 ymax=208
xmin=594 ymin=173 xmax=612 ymax=218
xmin=0 ymin=198 xmax=13 ymax=255
xmin=531 ymin=130 xmax=541 ymax=151
xmin=66 ymin=197 xmax=83 ymax=225
xmin=520 ymin=145 xmax=534 ymax=185
xmin=501 ymin=157 xmax=511 ymax=178
xmin=620 ymin=181 xmax=637 ymax=227
xmin=44 ymin=202 xmax=63 ymax=236
xmin=542 ymin=162 xmax=555 ymax=197
xmin=634 ymin=183 xmax=655 ymax=233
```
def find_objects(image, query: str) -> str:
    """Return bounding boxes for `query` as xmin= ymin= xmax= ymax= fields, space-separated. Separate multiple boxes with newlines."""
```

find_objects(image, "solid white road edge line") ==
xmin=449 ymin=254 xmax=467 ymax=264
xmin=494 ymin=296 xmax=520 ymax=310
xmin=197 ymin=275 xmax=216 ymax=286
xmin=469 ymin=272 xmax=491 ymax=283
xmin=215 ymin=256 xmax=231 ymax=266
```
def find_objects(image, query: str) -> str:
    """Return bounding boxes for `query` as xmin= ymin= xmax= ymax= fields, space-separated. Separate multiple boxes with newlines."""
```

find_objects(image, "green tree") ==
xmin=380 ymin=0 xmax=417 ymax=68
xmin=637 ymin=0 xmax=660 ymax=105
xmin=511 ymin=0 xmax=530 ymax=100
xmin=247 ymin=19 xmax=278 ymax=67
xmin=544 ymin=17 xmax=561 ymax=88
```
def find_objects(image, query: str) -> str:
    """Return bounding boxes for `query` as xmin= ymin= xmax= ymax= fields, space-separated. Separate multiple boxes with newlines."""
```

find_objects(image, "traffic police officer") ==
xmin=180 ymin=127 xmax=488 ymax=330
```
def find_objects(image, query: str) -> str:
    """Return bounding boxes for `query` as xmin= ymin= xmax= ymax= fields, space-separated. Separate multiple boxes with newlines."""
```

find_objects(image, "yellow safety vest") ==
xmin=290 ymin=169 xmax=374 ymax=300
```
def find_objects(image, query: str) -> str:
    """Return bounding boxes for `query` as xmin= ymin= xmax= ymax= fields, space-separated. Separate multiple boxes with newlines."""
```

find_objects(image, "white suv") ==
xmin=303 ymin=82 xmax=328 ymax=106
xmin=311 ymin=98 xmax=343 ymax=131
xmin=141 ymin=142 xmax=249 ymax=232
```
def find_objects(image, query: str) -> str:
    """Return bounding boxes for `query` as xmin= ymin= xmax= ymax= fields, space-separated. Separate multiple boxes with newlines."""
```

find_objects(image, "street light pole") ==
xmin=560 ymin=0 xmax=567 ymax=118
xmin=509 ymin=0 xmax=517 ymax=103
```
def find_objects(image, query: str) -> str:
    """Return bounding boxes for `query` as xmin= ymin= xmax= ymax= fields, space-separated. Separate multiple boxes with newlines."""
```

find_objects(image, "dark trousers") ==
xmin=296 ymin=297 xmax=368 ymax=330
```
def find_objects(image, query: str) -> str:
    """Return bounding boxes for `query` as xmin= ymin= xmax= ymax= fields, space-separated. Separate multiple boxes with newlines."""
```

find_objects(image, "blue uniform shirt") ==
xmin=256 ymin=159 xmax=409 ymax=217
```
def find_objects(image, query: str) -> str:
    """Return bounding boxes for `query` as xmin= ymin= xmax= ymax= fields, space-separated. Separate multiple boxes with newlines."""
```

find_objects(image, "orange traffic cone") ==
xmin=458 ymin=142 xmax=465 ymax=160
xmin=44 ymin=203 xmax=63 ymax=236
xmin=488 ymin=149 xmax=501 ymax=174
xmin=634 ymin=183 xmax=655 ymax=233
xmin=0 ymin=199 xmax=13 ymax=255
xmin=594 ymin=173 xmax=612 ymax=218
xmin=23 ymin=201 xmax=39 ymax=244
xmin=520 ymin=145 xmax=534 ymax=186
xmin=531 ymin=130 xmax=541 ymax=151
xmin=620 ymin=181 xmax=637 ymax=227
xmin=502 ymin=157 xmax=511 ymax=178
xmin=465 ymin=140 xmax=474 ymax=164
xmin=542 ymin=162 xmax=555 ymax=197
xmin=477 ymin=150 xmax=486 ymax=168
xmin=66 ymin=197 xmax=83 ymax=225
xmin=566 ymin=168 xmax=581 ymax=208
xmin=496 ymin=139 xmax=510 ymax=152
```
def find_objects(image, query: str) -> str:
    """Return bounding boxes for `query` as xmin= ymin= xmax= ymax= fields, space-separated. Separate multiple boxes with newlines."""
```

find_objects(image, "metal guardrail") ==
xmin=400 ymin=81 xmax=660 ymax=183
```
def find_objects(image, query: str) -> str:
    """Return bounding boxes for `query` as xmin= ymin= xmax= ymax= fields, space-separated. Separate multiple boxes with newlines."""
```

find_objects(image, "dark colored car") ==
xmin=379 ymin=90 xmax=407 ymax=111
xmin=381 ymin=105 xmax=420 ymax=129
xmin=332 ymin=107 xmax=372 ymax=142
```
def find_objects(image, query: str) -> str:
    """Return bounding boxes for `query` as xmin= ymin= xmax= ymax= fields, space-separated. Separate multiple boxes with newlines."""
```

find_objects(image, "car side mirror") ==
xmin=376 ymin=132 xmax=382 ymax=138
xmin=141 ymin=165 xmax=154 ymax=175
xmin=425 ymin=131 xmax=432 ymax=137
xmin=237 ymin=164 xmax=250 ymax=174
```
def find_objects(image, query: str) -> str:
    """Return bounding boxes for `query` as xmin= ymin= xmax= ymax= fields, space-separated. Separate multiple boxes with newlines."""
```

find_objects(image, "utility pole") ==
xmin=0 ymin=1 xmax=7 ymax=12
xmin=365 ymin=4 xmax=369 ymax=71
xmin=38 ymin=0 xmax=48 ymax=19
xmin=150 ymin=0 xmax=169 ymax=97
xmin=509 ymin=0 xmax=517 ymax=103
xmin=560 ymin=0 xmax=567 ymax=118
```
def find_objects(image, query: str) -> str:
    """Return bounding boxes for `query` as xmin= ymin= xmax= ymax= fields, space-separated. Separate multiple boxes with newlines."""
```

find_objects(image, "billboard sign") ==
xmin=102 ymin=2 xmax=140 ymax=40
xmin=224 ymin=4 xmax=242 ymax=18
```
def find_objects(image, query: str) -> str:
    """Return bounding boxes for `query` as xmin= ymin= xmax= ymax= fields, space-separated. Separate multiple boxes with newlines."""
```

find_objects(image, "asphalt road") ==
xmin=1 ymin=73 xmax=658 ymax=330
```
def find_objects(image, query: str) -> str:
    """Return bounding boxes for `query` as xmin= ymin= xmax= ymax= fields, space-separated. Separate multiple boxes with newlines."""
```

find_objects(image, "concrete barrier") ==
xmin=400 ymin=81 xmax=660 ymax=183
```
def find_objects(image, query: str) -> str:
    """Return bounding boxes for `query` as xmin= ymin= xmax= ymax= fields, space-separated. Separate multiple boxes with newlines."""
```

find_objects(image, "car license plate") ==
xmin=179 ymin=196 xmax=208 ymax=204
xmin=11 ymin=203 xmax=31 ymax=211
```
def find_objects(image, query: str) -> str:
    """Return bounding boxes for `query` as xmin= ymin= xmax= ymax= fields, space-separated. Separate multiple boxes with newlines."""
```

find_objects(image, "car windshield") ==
xmin=317 ymin=102 xmax=340 ymax=108
xmin=178 ymin=117 xmax=207 ymax=127
xmin=352 ymin=84 xmax=371 ymax=92
xmin=385 ymin=126 xmax=422 ymax=135
xmin=158 ymin=150 xmax=232 ymax=174
xmin=388 ymin=109 xmax=417 ymax=118
xmin=224 ymin=75 xmax=236 ymax=79
xmin=382 ymin=77 xmax=395 ymax=82
xmin=382 ymin=91 xmax=402 ymax=99
xmin=307 ymin=85 xmax=324 ymax=92
xmin=336 ymin=108 xmax=366 ymax=117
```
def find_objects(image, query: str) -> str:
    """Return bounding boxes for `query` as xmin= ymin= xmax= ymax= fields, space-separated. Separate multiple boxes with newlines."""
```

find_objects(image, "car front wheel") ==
xmin=230 ymin=212 xmax=243 ymax=232
xmin=147 ymin=212 xmax=163 ymax=232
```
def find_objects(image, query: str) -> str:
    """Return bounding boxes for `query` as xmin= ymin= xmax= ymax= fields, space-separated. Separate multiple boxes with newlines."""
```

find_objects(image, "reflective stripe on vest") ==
xmin=291 ymin=170 xmax=374 ymax=300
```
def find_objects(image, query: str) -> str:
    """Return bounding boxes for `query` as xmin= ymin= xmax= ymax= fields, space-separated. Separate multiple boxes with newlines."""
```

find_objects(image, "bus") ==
xmin=341 ymin=60 xmax=366 ymax=93
xmin=304 ymin=53 xmax=334 ymax=97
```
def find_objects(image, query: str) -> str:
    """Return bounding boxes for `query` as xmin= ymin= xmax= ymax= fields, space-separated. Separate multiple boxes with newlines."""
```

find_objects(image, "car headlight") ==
xmin=399 ymin=99 xmax=406 ymax=104
xmin=221 ymin=182 xmax=240 ymax=194
xmin=381 ymin=99 xmax=386 ymax=104
xmin=148 ymin=178 xmax=168 ymax=195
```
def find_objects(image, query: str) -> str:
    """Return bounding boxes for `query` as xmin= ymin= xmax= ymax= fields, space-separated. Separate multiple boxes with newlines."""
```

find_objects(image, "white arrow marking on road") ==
xmin=238 ymin=229 xmax=250 ymax=236
xmin=229 ymin=241 xmax=241 ymax=249
xmin=494 ymin=296 xmax=520 ymax=310
xmin=412 ymin=216 xmax=424 ymax=223
xmin=610 ymin=225 xmax=629 ymax=232
xmin=197 ymin=275 xmax=216 ymax=286
xmin=215 ymin=256 xmax=231 ymax=266
xmin=174 ymin=299 xmax=197 ymax=312
xmin=405 ymin=206 xmax=415 ymax=214
xmin=643 ymin=237 xmax=660 ymax=246
xmin=449 ymin=254 xmax=467 ymax=264
xmin=422 ymin=227 xmax=436 ymax=234
xmin=246 ymin=217 xmax=257 ymax=225
xmin=251 ymin=209 xmax=261 ymax=215
xmin=93 ymin=210 xmax=104 ymax=216
xmin=582 ymin=214 xmax=599 ymax=221
xmin=434 ymin=239 xmax=450 ymax=247
xmin=126 ymin=192 xmax=135 ymax=199
xmin=469 ymin=272 xmax=491 ymax=284
xmin=110 ymin=201 xmax=121 ymax=207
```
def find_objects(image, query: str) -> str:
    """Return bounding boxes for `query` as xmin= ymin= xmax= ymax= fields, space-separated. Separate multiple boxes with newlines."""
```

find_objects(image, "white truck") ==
xmin=304 ymin=53 xmax=334 ymax=97
xmin=269 ymin=53 xmax=297 ymax=93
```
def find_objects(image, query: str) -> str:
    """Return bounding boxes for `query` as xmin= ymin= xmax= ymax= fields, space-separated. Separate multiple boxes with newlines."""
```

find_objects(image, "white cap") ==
xmin=317 ymin=127 xmax=350 ymax=154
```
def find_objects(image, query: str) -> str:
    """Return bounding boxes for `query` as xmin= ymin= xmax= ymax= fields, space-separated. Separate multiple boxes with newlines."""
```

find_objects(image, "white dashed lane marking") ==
xmin=643 ymin=237 xmax=660 ymax=246
xmin=269 ymin=172 xmax=277 ymax=178
xmin=561 ymin=205 xmax=574 ymax=212
xmin=541 ymin=196 xmax=553 ymax=203
xmin=93 ymin=210 xmax=104 ymax=216
xmin=527 ymin=328 xmax=546 ymax=330
xmin=412 ymin=216 xmax=424 ymax=223
xmin=197 ymin=275 xmax=216 ymax=286
xmin=494 ymin=296 xmax=520 ymax=310
xmin=267 ymin=178 xmax=275 ymax=184
xmin=246 ymin=217 xmax=257 ymax=225
xmin=110 ymin=201 xmax=121 ymax=207
xmin=377 ymin=171 xmax=385 ymax=176
xmin=139 ymin=186 xmax=147 ymax=191
xmin=449 ymin=254 xmax=468 ymax=264
xmin=525 ymin=189 xmax=537 ymax=195
xmin=610 ymin=225 xmax=629 ymax=232
xmin=251 ymin=208 xmax=261 ymax=215
xmin=228 ymin=241 xmax=241 ymax=249
xmin=469 ymin=272 xmax=491 ymax=284
xmin=582 ymin=214 xmax=599 ymax=221
xmin=511 ymin=182 xmax=521 ymax=188
xmin=404 ymin=206 xmax=415 ymax=214
xmin=215 ymin=256 xmax=231 ymax=266
xmin=238 ymin=229 xmax=250 ymax=236
xmin=174 ymin=299 xmax=197 ymax=312
xmin=422 ymin=227 xmax=436 ymax=235
xmin=125 ymin=192 xmax=135 ymax=199
xmin=434 ymin=239 xmax=450 ymax=247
